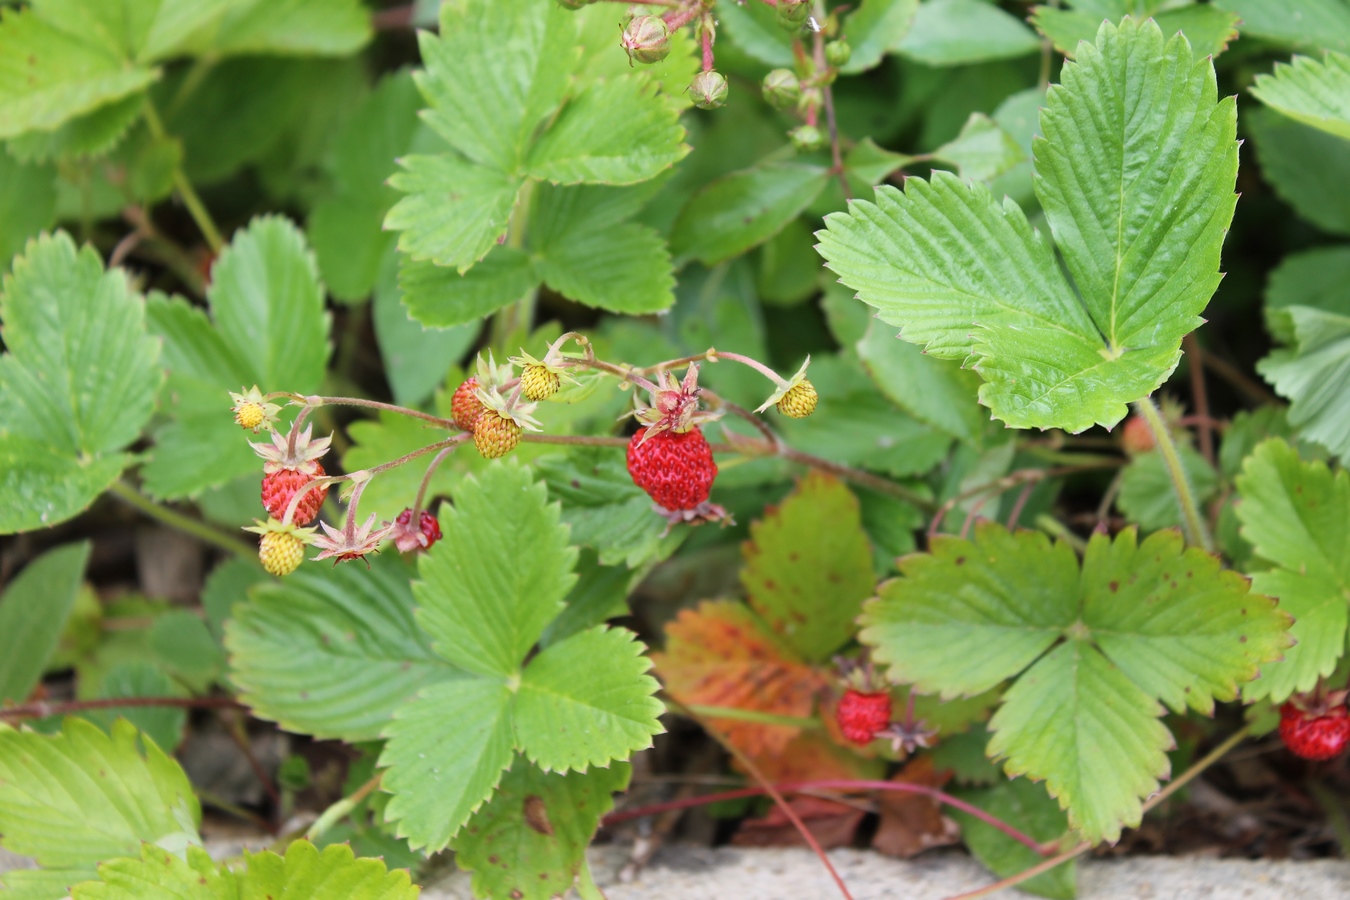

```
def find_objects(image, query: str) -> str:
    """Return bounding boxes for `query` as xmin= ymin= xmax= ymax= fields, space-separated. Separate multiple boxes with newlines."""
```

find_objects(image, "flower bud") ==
xmin=762 ymin=68 xmax=801 ymax=110
xmin=621 ymin=15 xmax=671 ymax=65
xmin=689 ymin=70 xmax=729 ymax=110
xmin=790 ymin=124 xmax=826 ymax=152
xmin=777 ymin=0 xmax=810 ymax=30
xmin=825 ymin=39 xmax=851 ymax=67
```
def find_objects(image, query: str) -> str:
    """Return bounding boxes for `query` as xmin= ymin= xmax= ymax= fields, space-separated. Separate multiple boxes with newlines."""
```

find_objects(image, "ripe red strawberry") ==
xmin=1279 ymin=702 xmax=1350 ymax=760
xmin=452 ymin=377 xmax=486 ymax=431
xmin=393 ymin=507 xmax=441 ymax=552
xmin=626 ymin=426 xmax=717 ymax=512
xmin=262 ymin=464 xmax=326 ymax=525
xmin=837 ymin=689 xmax=892 ymax=745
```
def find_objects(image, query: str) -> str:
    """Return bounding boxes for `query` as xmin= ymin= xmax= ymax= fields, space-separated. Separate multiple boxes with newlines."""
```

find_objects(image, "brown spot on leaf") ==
xmin=524 ymin=795 xmax=554 ymax=836
xmin=1109 ymin=581 xmax=1119 ymax=592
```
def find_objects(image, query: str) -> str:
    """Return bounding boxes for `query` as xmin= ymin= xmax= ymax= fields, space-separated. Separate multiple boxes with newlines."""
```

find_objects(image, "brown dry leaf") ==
xmin=731 ymin=794 xmax=865 ymax=849
xmin=744 ymin=730 xmax=883 ymax=785
xmin=871 ymin=756 xmax=961 ymax=858
xmin=654 ymin=600 xmax=826 ymax=759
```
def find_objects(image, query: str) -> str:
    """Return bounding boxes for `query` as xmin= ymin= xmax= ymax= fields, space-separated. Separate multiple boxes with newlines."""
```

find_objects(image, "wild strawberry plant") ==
xmin=2 ymin=0 xmax=1350 ymax=898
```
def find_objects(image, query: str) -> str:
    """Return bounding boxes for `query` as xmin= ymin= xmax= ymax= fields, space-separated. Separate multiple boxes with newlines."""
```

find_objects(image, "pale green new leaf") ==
xmin=1214 ymin=0 xmax=1350 ymax=53
xmin=1259 ymin=306 xmax=1350 ymax=460
xmin=897 ymin=0 xmax=1041 ymax=65
xmin=931 ymin=112 xmax=1026 ymax=182
xmin=453 ymin=758 xmax=630 ymax=900
xmin=1117 ymin=446 xmax=1219 ymax=532
xmin=72 ymin=845 xmax=234 ymax=900
xmin=1253 ymin=52 xmax=1350 ymax=140
xmin=0 ymin=542 xmax=89 ymax=704
xmin=143 ymin=216 xmax=330 ymax=499
xmin=0 ymin=718 xmax=200 ymax=894
xmin=740 ymin=473 xmax=875 ymax=662
xmin=240 ymin=839 xmax=419 ymax=899
xmin=227 ymin=554 xmax=464 ymax=743
xmin=860 ymin=527 xmax=1080 ymax=697
xmin=673 ymin=160 xmax=831 ymax=265
xmin=1033 ymin=8 xmax=1240 ymax=61
xmin=1236 ymin=439 xmax=1350 ymax=701
xmin=0 ymin=8 xmax=157 ymax=139
xmin=515 ymin=626 xmax=664 ymax=773
xmin=379 ymin=678 xmax=517 ymax=851
xmin=385 ymin=154 xmax=523 ymax=272
xmin=988 ymin=641 xmax=1170 ymax=844
xmin=0 ymin=233 xmax=162 ymax=533
xmin=414 ymin=462 xmax=578 ymax=678
xmin=820 ymin=19 xmax=1238 ymax=432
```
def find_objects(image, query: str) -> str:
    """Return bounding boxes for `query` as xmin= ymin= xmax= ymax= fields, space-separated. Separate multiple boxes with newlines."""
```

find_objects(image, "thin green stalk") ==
xmin=678 ymin=702 xmax=821 ymax=730
xmin=307 ymin=773 xmax=383 ymax=843
xmin=108 ymin=481 xmax=261 ymax=563
xmin=1134 ymin=395 xmax=1213 ymax=551
xmin=141 ymin=100 xmax=225 ymax=253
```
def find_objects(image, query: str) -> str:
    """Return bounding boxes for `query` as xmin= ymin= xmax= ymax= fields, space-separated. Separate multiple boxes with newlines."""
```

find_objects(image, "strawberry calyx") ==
xmin=250 ymin=424 xmax=332 ymax=475
xmin=631 ymin=364 xmax=721 ymax=440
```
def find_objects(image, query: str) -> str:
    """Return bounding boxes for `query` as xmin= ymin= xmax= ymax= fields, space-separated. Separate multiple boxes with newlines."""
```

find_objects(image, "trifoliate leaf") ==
xmin=0 ymin=542 xmax=89 ymax=705
xmin=841 ymin=0 xmax=920 ymax=74
xmin=142 ymin=216 xmax=330 ymax=499
xmin=740 ymin=473 xmax=875 ymax=662
xmin=72 ymin=845 xmax=234 ymax=900
xmin=1117 ymin=446 xmax=1219 ymax=532
xmin=453 ymin=757 xmax=630 ymax=900
xmin=821 ymin=19 xmax=1238 ymax=432
xmin=0 ymin=718 xmax=200 ymax=894
xmin=0 ymin=8 xmax=157 ymax=139
xmin=861 ymin=523 xmax=1288 ymax=843
xmin=380 ymin=677 xmax=517 ymax=852
xmin=1214 ymin=0 xmax=1350 ymax=53
xmin=1253 ymin=51 xmax=1350 ymax=141
xmin=399 ymin=246 xmax=536 ymax=327
xmin=897 ymin=0 xmax=1040 ymax=65
xmin=0 ymin=233 xmax=162 ymax=533
xmin=386 ymin=154 xmax=524 ymax=273
xmin=1033 ymin=8 xmax=1240 ymax=61
xmin=930 ymin=112 xmax=1025 ymax=183
xmin=952 ymin=777 xmax=1075 ymax=900
xmin=239 ymin=839 xmax=418 ymax=899
xmin=1247 ymin=106 xmax=1350 ymax=236
xmin=414 ymin=463 xmax=577 ymax=677
xmin=515 ymin=625 xmax=664 ymax=773
xmin=857 ymin=320 xmax=986 ymax=445
xmin=654 ymin=601 xmax=826 ymax=759
xmin=1259 ymin=306 xmax=1350 ymax=461
xmin=227 ymin=554 xmax=464 ymax=743
xmin=1236 ymin=439 xmax=1350 ymax=701
xmin=673 ymin=159 xmax=832 ymax=265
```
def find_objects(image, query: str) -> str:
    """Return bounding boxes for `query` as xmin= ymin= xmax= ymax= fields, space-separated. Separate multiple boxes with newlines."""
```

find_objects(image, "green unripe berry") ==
xmin=689 ymin=70 xmax=729 ymax=110
xmin=790 ymin=124 xmax=826 ymax=152
xmin=777 ymin=0 xmax=810 ymax=30
xmin=762 ymin=68 xmax=801 ymax=110
xmin=825 ymin=39 xmax=851 ymax=67
xmin=621 ymin=15 xmax=671 ymax=64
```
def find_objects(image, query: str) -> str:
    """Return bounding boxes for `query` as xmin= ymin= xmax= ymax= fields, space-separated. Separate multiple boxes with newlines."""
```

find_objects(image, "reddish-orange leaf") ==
xmin=731 ymin=794 xmax=864 ymax=849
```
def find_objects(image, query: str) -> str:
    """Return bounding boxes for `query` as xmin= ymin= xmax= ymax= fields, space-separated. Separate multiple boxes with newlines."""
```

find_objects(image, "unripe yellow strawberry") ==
xmin=259 ymin=530 xmax=305 ymax=576
xmin=235 ymin=401 xmax=265 ymax=431
xmin=776 ymin=379 xmax=818 ymax=418
xmin=473 ymin=410 xmax=522 ymax=459
xmin=521 ymin=364 xmax=560 ymax=401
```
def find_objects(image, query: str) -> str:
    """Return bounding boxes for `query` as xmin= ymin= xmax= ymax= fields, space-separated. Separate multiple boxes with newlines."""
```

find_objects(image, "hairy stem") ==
xmin=307 ymin=773 xmax=383 ymax=843
xmin=108 ymin=481 xmax=260 ymax=562
xmin=812 ymin=0 xmax=851 ymax=201
xmin=291 ymin=394 xmax=456 ymax=430
xmin=1134 ymin=395 xmax=1213 ymax=551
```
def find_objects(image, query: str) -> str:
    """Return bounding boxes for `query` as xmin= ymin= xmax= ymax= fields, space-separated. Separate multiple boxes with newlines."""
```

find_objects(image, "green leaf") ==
xmin=372 ymin=251 xmax=479 ymax=407
xmin=201 ymin=557 xmax=267 ymax=638
xmin=1265 ymin=247 xmax=1350 ymax=341
xmin=672 ymin=160 xmax=831 ymax=265
xmin=857 ymin=319 xmax=986 ymax=444
xmin=1117 ymin=446 xmax=1219 ymax=532
xmin=80 ymin=661 xmax=187 ymax=754
xmin=515 ymin=626 xmax=663 ymax=773
xmin=399 ymin=246 xmax=536 ymax=327
xmin=716 ymin=1 xmax=795 ymax=68
xmin=1253 ymin=51 xmax=1350 ymax=140
xmin=0 ymin=8 xmax=157 ymax=139
xmin=930 ymin=112 xmax=1026 ymax=182
xmin=72 ymin=845 xmax=234 ymax=900
xmin=239 ymin=839 xmax=418 ymax=899
xmin=1259 ymin=306 xmax=1350 ymax=461
xmin=0 ymin=154 xmax=56 ymax=267
xmin=7 ymin=92 xmax=145 ymax=162
xmin=1033 ymin=8 xmax=1240 ymax=61
xmin=181 ymin=0 xmax=371 ymax=58
xmin=1214 ymin=0 xmax=1350 ymax=53
xmin=526 ymin=76 xmax=688 ymax=185
xmin=842 ymin=0 xmax=920 ymax=74
xmin=861 ymin=522 xmax=1288 ymax=842
xmin=0 ymin=542 xmax=89 ymax=704
xmin=1235 ymin=439 xmax=1350 ymax=701
xmin=453 ymin=757 xmax=630 ymax=900
xmin=541 ymin=550 xmax=641 ymax=648
xmin=1219 ymin=407 xmax=1293 ymax=480
xmin=386 ymin=154 xmax=523 ymax=272
xmin=227 ymin=554 xmax=463 ymax=743
xmin=0 ymin=718 xmax=200 ymax=894
xmin=142 ymin=215 xmax=330 ymax=499
xmin=952 ymin=777 xmax=1075 ymax=900
xmin=533 ymin=183 xmax=675 ymax=314
xmin=149 ymin=610 xmax=224 ymax=692
xmin=740 ymin=473 xmax=875 ymax=662
xmin=414 ymin=462 xmax=578 ymax=678
xmin=0 ymin=233 xmax=162 ymax=533
xmin=1247 ymin=106 xmax=1350 ymax=236
xmin=897 ymin=0 xmax=1041 ymax=65
xmin=379 ymin=678 xmax=517 ymax=852
xmin=820 ymin=19 xmax=1238 ymax=432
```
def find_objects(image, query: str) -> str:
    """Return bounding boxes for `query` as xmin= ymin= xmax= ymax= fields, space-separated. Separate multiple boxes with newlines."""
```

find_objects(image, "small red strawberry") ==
xmin=1120 ymin=416 xmax=1154 ymax=455
xmin=1279 ymin=700 xmax=1350 ymax=760
xmin=392 ymin=507 xmax=441 ymax=553
xmin=837 ymin=689 xmax=892 ymax=745
xmin=626 ymin=426 xmax=718 ymax=512
xmin=451 ymin=376 xmax=486 ymax=431
xmin=253 ymin=426 xmax=331 ymax=525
